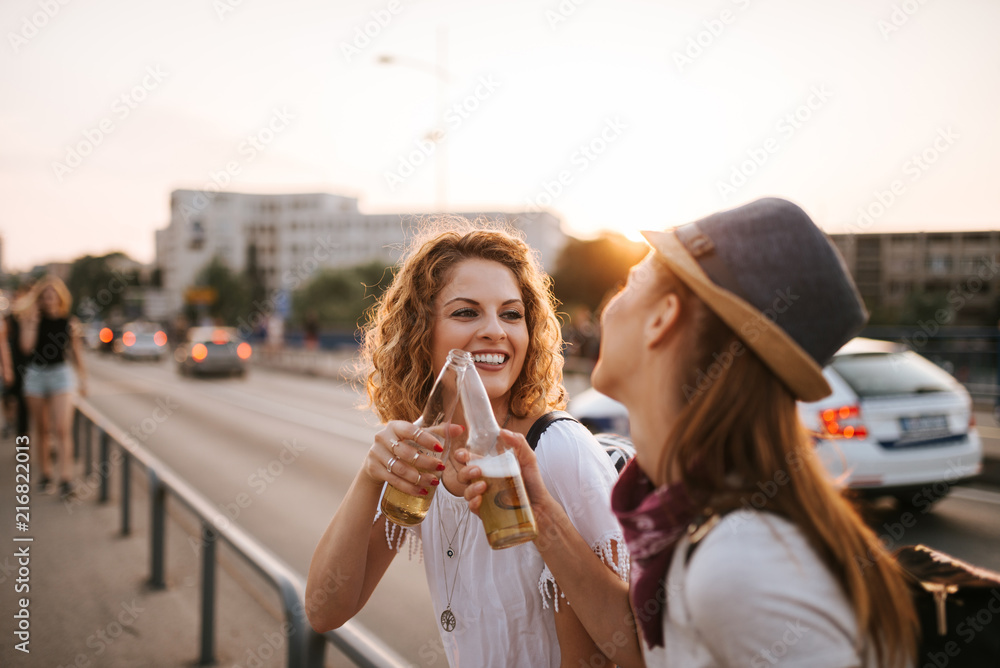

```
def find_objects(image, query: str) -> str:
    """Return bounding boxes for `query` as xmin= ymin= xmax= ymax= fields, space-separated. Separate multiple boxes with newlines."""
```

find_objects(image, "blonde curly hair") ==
xmin=361 ymin=219 xmax=567 ymax=423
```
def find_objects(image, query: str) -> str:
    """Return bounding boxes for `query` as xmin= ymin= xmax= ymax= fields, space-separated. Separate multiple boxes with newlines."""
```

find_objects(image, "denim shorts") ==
xmin=23 ymin=362 xmax=77 ymax=397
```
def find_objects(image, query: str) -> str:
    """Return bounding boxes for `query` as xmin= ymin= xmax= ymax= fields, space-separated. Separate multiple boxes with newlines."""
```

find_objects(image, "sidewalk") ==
xmin=0 ymin=438 xmax=313 ymax=668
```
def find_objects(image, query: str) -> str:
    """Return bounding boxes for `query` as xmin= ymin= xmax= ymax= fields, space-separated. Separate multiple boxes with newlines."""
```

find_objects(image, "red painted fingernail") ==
xmin=433 ymin=443 xmax=444 ymax=452
xmin=419 ymin=489 xmax=428 ymax=496
xmin=431 ymin=479 xmax=440 ymax=486
xmin=436 ymin=463 xmax=446 ymax=471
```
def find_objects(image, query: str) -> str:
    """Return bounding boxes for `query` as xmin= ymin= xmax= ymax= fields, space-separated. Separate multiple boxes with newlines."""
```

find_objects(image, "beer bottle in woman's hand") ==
xmin=460 ymin=361 xmax=538 ymax=549
xmin=381 ymin=349 xmax=471 ymax=526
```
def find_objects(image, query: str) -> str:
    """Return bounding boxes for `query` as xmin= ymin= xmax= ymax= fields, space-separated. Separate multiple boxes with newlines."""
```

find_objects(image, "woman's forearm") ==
xmin=533 ymin=494 xmax=646 ymax=668
xmin=305 ymin=469 xmax=396 ymax=632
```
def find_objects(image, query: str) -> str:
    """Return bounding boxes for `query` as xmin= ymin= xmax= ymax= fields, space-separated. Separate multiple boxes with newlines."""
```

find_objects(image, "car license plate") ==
xmin=900 ymin=415 xmax=949 ymax=434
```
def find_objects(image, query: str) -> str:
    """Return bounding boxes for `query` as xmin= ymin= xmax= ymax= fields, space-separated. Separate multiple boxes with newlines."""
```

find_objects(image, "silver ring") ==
xmin=390 ymin=439 xmax=401 ymax=456
xmin=386 ymin=456 xmax=397 ymax=475
xmin=412 ymin=427 xmax=424 ymax=441
xmin=411 ymin=450 xmax=420 ymax=463
xmin=416 ymin=473 xmax=422 ymax=485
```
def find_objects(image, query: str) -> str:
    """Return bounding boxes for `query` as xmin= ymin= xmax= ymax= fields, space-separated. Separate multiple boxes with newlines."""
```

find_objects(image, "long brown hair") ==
xmin=361 ymin=218 xmax=566 ymax=423
xmin=656 ymin=260 xmax=917 ymax=668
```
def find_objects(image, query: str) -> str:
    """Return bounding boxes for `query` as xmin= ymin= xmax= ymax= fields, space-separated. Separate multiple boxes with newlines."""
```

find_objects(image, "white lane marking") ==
xmin=952 ymin=486 xmax=1000 ymax=506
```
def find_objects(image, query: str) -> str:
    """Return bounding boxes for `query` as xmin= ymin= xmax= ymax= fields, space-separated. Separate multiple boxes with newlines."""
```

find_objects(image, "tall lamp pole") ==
xmin=377 ymin=26 xmax=449 ymax=212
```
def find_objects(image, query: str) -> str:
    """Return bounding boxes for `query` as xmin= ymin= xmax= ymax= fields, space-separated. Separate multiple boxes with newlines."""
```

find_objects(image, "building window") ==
xmin=926 ymin=256 xmax=952 ymax=274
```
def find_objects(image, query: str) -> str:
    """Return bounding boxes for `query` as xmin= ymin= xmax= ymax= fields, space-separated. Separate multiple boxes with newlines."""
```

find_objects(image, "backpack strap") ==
xmin=526 ymin=410 xmax=580 ymax=450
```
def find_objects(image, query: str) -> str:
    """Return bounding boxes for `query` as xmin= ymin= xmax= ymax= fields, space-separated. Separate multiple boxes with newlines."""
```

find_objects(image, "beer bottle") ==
xmin=459 ymin=362 xmax=538 ymax=549
xmin=380 ymin=349 xmax=471 ymax=527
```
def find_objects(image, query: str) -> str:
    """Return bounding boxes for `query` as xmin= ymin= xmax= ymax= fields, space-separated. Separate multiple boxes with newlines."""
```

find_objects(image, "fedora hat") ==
xmin=642 ymin=197 xmax=868 ymax=402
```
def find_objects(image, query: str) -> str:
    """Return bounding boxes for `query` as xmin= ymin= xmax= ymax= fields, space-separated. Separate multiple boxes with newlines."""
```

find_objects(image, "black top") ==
xmin=5 ymin=315 xmax=25 ymax=365
xmin=33 ymin=316 xmax=70 ymax=364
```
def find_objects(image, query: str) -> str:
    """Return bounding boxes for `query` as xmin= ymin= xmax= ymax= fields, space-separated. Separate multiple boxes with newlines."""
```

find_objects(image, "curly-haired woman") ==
xmin=16 ymin=275 xmax=88 ymax=499
xmin=306 ymin=221 xmax=629 ymax=667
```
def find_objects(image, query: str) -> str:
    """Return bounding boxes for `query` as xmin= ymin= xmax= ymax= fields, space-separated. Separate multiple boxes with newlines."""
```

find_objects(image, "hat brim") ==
xmin=641 ymin=229 xmax=832 ymax=402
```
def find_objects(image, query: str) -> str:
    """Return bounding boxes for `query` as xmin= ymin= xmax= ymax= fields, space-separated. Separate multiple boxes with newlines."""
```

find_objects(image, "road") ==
xmin=82 ymin=351 xmax=1000 ymax=664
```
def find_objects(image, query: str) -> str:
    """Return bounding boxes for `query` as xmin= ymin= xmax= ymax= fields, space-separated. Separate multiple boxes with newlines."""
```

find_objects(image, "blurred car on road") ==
xmin=115 ymin=321 xmax=169 ymax=361
xmin=175 ymin=326 xmax=251 ymax=377
xmin=569 ymin=337 xmax=983 ymax=508
xmin=93 ymin=323 xmax=122 ymax=353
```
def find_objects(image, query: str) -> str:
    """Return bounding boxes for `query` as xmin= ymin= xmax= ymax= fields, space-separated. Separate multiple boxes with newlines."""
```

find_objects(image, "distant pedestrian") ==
xmin=0 ymin=313 xmax=14 ymax=435
xmin=16 ymin=275 xmax=88 ymax=499
xmin=303 ymin=310 xmax=319 ymax=351
xmin=4 ymin=284 xmax=31 ymax=438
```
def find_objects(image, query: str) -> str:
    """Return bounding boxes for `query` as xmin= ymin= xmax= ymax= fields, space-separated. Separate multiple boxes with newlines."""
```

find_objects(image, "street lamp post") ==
xmin=377 ymin=26 xmax=449 ymax=212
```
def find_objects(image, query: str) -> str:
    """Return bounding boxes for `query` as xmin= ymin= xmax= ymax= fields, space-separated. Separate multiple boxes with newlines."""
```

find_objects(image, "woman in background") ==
xmin=17 ymin=275 xmax=87 ymax=499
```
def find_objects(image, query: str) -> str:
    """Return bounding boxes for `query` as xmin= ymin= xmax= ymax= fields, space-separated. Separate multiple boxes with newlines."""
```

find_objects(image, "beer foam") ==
xmin=476 ymin=450 xmax=520 ymax=477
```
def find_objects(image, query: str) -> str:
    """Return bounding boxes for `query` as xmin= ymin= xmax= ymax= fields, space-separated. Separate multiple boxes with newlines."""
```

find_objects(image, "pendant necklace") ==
xmin=440 ymin=506 xmax=470 ymax=632
xmin=439 ymin=409 xmax=511 ymax=633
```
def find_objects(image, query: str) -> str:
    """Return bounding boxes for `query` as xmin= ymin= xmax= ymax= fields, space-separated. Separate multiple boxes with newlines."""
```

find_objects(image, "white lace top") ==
xmin=379 ymin=419 xmax=628 ymax=667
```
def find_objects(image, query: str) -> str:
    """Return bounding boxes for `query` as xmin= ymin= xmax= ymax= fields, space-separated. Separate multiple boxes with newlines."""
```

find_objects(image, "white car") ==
xmin=568 ymin=337 xmax=983 ymax=508
xmin=116 ymin=322 xmax=169 ymax=361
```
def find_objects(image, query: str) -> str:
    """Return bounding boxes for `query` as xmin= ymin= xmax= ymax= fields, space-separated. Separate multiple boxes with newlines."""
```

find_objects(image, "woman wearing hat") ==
xmin=461 ymin=198 xmax=916 ymax=667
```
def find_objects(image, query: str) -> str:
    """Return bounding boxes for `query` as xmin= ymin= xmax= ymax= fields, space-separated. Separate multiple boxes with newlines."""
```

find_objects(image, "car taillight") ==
xmin=154 ymin=331 xmax=167 ymax=346
xmin=237 ymin=342 xmax=252 ymax=360
xmin=819 ymin=405 xmax=868 ymax=439
xmin=212 ymin=329 xmax=230 ymax=345
xmin=122 ymin=331 xmax=136 ymax=347
xmin=99 ymin=327 xmax=113 ymax=343
xmin=192 ymin=343 xmax=208 ymax=362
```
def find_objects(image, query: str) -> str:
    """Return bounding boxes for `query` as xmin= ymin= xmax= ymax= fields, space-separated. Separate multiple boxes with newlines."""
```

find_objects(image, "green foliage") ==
xmin=66 ymin=252 xmax=136 ymax=320
xmin=899 ymin=291 xmax=950 ymax=326
xmin=291 ymin=261 xmax=393 ymax=330
xmin=551 ymin=233 xmax=648 ymax=313
xmin=188 ymin=255 xmax=251 ymax=326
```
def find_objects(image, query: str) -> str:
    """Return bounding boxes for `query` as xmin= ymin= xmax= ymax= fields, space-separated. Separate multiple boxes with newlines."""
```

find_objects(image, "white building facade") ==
xmin=156 ymin=189 xmax=566 ymax=318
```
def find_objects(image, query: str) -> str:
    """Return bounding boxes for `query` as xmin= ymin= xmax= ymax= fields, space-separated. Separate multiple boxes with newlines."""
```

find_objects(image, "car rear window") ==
xmin=829 ymin=352 xmax=956 ymax=398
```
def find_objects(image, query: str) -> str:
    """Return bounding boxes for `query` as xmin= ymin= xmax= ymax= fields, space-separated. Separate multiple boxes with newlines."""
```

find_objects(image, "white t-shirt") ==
xmin=643 ymin=511 xmax=873 ymax=668
xmin=382 ymin=419 xmax=628 ymax=667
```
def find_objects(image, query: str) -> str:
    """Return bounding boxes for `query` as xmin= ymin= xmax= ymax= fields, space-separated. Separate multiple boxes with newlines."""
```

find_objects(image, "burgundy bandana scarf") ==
xmin=611 ymin=458 xmax=699 ymax=650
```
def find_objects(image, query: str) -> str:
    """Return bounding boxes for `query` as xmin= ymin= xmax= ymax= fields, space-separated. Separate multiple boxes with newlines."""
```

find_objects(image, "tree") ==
xmin=899 ymin=291 xmax=949 ymax=326
xmin=66 ymin=252 xmax=136 ymax=322
xmin=551 ymin=233 xmax=648 ymax=313
xmin=291 ymin=261 xmax=393 ymax=331
xmin=186 ymin=255 xmax=251 ymax=326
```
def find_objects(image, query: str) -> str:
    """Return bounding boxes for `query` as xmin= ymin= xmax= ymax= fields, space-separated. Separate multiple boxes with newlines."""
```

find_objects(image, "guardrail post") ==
xmin=99 ymin=430 xmax=110 ymax=503
xmin=149 ymin=471 xmax=166 ymax=589
xmin=304 ymin=628 xmax=326 ymax=668
xmin=73 ymin=410 xmax=81 ymax=459
xmin=121 ymin=449 xmax=131 ymax=536
xmin=199 ymin=524 xmax=217 ymax=666
xmin=276 ymin=581 xmax=308 ymax=668
xmin=85 ymin=420 xmax=93 ymax=478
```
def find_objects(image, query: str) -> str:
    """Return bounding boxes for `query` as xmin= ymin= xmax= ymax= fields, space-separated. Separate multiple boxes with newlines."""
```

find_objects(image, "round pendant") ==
xmin=440 ymin=608 xmax=457 ymax=632
xmin=447 ymin=548 xmax=454 ymax=558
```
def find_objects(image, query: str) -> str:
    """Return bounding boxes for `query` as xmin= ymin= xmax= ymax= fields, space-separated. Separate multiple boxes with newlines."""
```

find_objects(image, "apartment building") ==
xmin=829 ymin=231 xmax=1000 ymax=324
xmin=156 ymin=190 xmax=565 ymax=316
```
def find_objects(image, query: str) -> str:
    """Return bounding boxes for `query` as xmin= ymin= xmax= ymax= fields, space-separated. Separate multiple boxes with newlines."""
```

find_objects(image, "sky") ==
xmin=2 ymin=0 xmax=999 ymax=270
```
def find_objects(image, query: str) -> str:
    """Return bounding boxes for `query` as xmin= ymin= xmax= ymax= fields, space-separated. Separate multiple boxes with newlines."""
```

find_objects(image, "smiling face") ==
xmin=431 ymin=258 xmax=529 ymax=417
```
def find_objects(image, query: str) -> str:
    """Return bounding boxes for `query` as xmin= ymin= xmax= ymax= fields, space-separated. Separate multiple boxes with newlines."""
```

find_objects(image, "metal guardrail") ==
xmin=72 ymin=398 xmax=410 ymax=668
